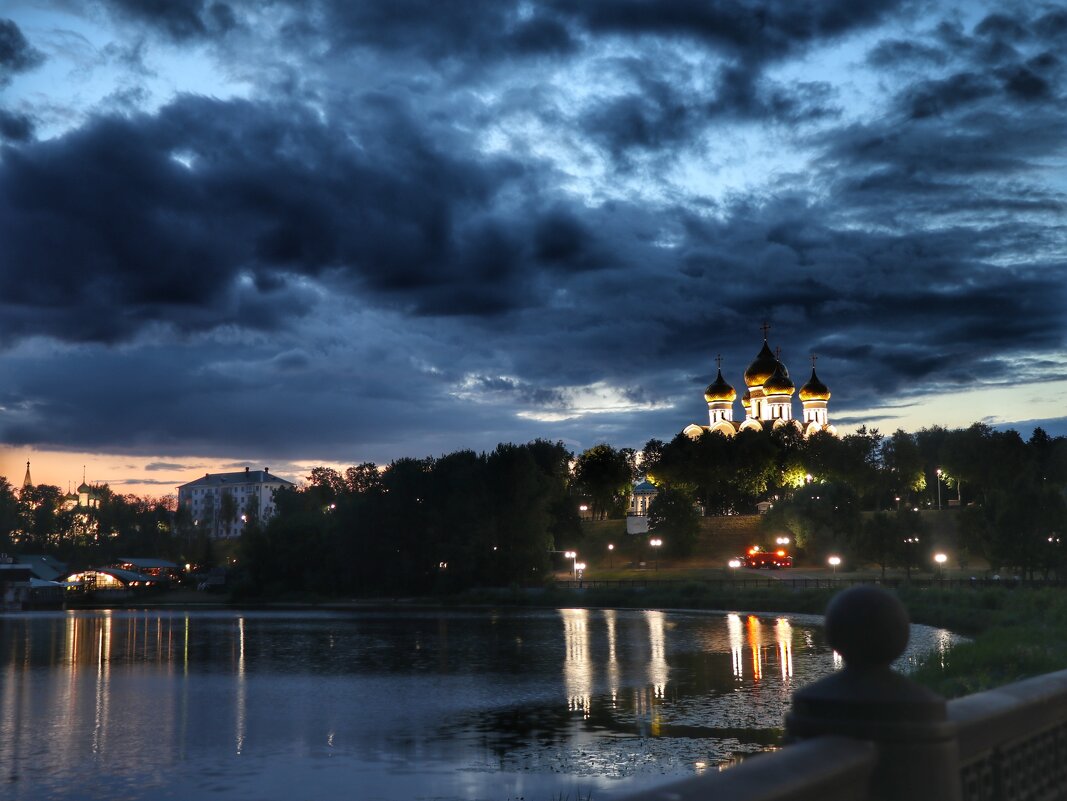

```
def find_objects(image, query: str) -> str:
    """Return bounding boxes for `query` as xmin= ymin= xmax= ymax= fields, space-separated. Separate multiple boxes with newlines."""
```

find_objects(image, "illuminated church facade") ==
xmin=683 ymin=330 xmax=836 ymax=440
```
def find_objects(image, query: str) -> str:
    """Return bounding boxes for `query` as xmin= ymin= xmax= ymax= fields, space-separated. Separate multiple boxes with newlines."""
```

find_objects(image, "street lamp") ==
xmin=903 ymin=536 xmax=920 ymax=579
xmin=776 ymin=536 xmax=790 ymax=545
xmin=650 ymin=538 xmax=662 ymax=571
xmin=575 ymin=562 xmax=586 ymax=582
xmin=564 ymin=550 xmax=577 ymax=580
xmin=936 ymin=469 xmax=942 ymax=510
xmin=828 ymin=555 xmax=841 ymax=575
xmin=607 ymin=543 xmax=614 ymax=569
xmin=934 ymin=552 xmax=947 ymax=579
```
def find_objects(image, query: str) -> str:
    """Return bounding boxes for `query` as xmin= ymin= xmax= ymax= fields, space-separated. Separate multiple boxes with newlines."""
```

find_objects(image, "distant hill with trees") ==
xmin=1 ymin=422 xmax=1063 ymax=593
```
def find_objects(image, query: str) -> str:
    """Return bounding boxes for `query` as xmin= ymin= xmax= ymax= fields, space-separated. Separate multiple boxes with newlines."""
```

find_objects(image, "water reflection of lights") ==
xmin=775 ymin=619 xmax=794 ymax=680
xmin=560 ymin=609 xmax=592 ymax=716
xmin=92 ymin=612 xmax=112 ymax=755
xmin=645 ymin=610 xmax=669 ymax=699
xmin=603 ymin=609 xmax=619 ymax=707
xmin=746 ymin=616 xmax=763 ymax=681
xmin=935 ymin=629 xmax=954 ymax=670
xmin=236 ymin=617 xmax=247 ymax=754
xmin=833 ymin=650 xmax=843 ymax=670
xmin=727 ymin=614 xmax=743 ymax=678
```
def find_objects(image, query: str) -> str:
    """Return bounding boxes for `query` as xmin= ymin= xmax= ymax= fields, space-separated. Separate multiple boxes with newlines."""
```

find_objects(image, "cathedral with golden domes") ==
xmin=683 ymin=327 xmax=836 ymax=440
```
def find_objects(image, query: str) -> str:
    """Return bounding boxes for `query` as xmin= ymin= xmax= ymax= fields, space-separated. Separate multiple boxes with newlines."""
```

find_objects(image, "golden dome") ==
xmin=744 ymin=341 xmax=780 ymax=387
xmin=763 ymin=362 xmax=795 ymax=395
xmin=799 ymin=368 xmax=831 ymax=401
xmin=704 ymin=369 xmax=736 ymax=403
xmin=741 ymin=389 xmax=751 ymax=408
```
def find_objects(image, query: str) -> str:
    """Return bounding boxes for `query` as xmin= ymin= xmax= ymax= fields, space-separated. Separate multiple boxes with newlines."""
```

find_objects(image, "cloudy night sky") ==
xmin=1 ymin=0 xmax=1065 ymax=495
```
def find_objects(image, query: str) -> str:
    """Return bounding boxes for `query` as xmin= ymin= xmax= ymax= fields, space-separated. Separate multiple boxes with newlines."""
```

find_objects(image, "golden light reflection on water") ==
xmin=236 ymin=617 xmax=246 ymax=755
xmin=727 ymin=613 xmax=744 ymax=678
xmin=0 ymin=612 xmax=257 ymax=769
xmin=725 ymin=613 xmax=796 ymax=682
xmin=603 ymin=609 xmax=619 ymax=707
xmin=747 ymin=615 xmax=763 ymax=681
xmin=92 ymin=612 xmax=112 ymax=755
xmin=775 ymin=618 xmax=794 ymax=681
xmin=560 ymin=608 xmax=592 ymax=716
xmin=645 ymin=610 xmax=669 ymax=700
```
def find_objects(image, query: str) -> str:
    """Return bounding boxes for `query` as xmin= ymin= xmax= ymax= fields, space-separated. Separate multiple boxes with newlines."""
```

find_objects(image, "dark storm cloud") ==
xmin=0 ymin=336 xmax=559 ymax=463
xmin=826 ymin=6 xmax=1067 ymax=239
xmin=867 ymin=39 xmax=948 ymax=68
xmin=0 ymin=93 xmax=537 ymax=341
xmin=555 ymin=0 xmax=906 ymax=63
xmin=0 ymin=18 xmax=44 ymax=86
xmin=580 ymin=62 xmax=696 ymax=157
xmin=2 ymin=0 xmax=1066 ymax=463
xmin=580 ymin=59 xmax=837 ymax=159
xmin=100 ymin=0 xmax=904 ymax=71
xmin=0 ymin=109 xmax=34 ymax=142
xmin=100 ymin=0 xmax=575 ymax=60
xmin=101 ymin=0 xmax=237 ymax=41
xmin=708 ymin=66 xmax=837 ymax=122
xmin=317 ymin=1 xmax=577 ymax=60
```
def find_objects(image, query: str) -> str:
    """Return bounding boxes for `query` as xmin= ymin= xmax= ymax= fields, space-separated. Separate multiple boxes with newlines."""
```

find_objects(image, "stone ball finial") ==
xmin=825 ymin=585 xmax=910 ymax=669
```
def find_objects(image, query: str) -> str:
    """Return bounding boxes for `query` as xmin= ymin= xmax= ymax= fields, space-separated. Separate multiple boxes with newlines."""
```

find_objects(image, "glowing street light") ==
xmin=564 ymin=550 xmax=578 ymax=580
xmin=934 ymin=552 xmax=947 ymax=579
xmin=607 ymin=543 xmax=615 ymax=569
xmin=776 ymin=536 xmax=790 ymax=545
xmin=728 ymin=558 xmax=742 ymax=569
xmin=649 ymin=538 xmax=663 ymax=571
xmin=828 ymin=555 xmax=841 ymax=575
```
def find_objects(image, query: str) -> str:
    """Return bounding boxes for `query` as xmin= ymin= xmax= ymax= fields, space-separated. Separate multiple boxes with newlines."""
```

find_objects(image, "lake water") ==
xmin=0 ymin=608 xmax=958 ymax=801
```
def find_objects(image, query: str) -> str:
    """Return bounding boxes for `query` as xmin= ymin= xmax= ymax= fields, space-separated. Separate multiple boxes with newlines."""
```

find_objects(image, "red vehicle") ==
xmin=742 ymin=546 xmax=793 ymax=569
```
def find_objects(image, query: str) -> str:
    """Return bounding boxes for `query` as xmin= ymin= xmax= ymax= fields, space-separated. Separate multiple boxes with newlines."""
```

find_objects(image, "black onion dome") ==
xmin=745 ymin=341 xmax=780 ymax=386
xmin=799 ymin=368 xmax=831 ymax=401
xmin=704 ymin=369 xmax=736 ymax=403
xmin=763 ymin=361 xmax=795 ymax=395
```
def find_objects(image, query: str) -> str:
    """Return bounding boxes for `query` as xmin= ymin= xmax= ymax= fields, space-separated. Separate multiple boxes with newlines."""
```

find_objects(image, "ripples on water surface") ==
xmin=0 ymin=608 xmax=958 ymax=800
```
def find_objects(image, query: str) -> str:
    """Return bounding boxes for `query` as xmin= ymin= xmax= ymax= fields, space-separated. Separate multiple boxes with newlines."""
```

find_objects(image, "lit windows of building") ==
xmin=177 ymin=467 xmax=294 ymax=539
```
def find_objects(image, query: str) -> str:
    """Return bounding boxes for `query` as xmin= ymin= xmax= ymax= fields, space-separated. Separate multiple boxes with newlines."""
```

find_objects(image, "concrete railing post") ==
xmin=785 ymin=585 xmax=962 ymax=801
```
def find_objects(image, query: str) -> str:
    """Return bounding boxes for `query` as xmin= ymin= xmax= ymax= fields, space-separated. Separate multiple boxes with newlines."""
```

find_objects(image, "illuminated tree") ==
xmin=881 ymin=429 xmax=927 ymax=506
xmin=762 ymin=481 xmax=860 ymax=558
xmin=647 ymin=487 xmax=700 ymax=557
xmin=572 ymin=444 xmax=635 ymax=520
